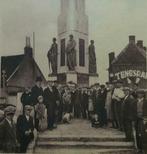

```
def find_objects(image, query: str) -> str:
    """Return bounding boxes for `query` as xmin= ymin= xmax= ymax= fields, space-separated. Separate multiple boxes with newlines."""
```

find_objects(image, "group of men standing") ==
xmin=0 ymin=76 xmax=147 ymax=153
xmin=109 ymin=81 xmax=147 ymax=153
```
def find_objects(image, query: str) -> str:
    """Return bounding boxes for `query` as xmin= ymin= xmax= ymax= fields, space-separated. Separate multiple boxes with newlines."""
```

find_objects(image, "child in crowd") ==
xmin=91 ymin=114 xmax=99 ymax=128
xmin=35 ymin=96 xmax=47 ymax=131
xmin=62 ymin=113 xmax=72 ymax=124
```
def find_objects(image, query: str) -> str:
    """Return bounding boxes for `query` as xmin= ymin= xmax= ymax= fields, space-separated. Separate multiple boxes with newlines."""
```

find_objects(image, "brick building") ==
xmin=108 ymin=35 xmax=147 ymax=90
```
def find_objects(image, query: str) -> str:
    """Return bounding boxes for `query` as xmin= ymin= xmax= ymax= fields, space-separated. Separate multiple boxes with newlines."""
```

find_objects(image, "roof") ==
xmin=111 ymin=43 xmax=146 ymax=65
xmin=1 ymin=54 xmax=24 ymax=80
xmin=7 ymin=55 xmax=46 ymax=88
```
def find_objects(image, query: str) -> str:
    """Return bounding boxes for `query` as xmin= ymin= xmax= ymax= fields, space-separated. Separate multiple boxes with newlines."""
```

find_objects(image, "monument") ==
xmin=48 ymin=0 xmax=98 ymax=86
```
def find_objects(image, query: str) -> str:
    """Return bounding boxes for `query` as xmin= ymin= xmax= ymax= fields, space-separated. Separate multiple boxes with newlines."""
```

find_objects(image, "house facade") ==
xmin=108 ymin=35 xmax=147 ymax=90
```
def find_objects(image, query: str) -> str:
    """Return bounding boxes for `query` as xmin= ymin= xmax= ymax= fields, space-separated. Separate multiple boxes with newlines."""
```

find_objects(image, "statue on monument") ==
xmin=47 ymin=38 xmax=58 ymax=74
xmin=66 ymin=35 xmax=76 ymax=71
xmin=89 ymin=40 xmax=97 ymax=74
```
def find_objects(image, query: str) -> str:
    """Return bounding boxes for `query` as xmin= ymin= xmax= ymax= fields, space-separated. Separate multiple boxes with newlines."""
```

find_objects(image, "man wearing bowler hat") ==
xmin=31 ymin=76 xmax=43 ymax=106
xmin=17 ymin=105 xmax=34 ymax=153
xmin=44 ymin=81 xmax=57 ymax=130
xmin=31 ymin=77 xmax=44 ymax=130
xmin=0 ymin=106 xmax=18 ymax=153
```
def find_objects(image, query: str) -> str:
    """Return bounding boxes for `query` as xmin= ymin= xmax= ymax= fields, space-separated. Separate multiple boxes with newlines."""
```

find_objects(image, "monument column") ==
xmin=57 ymin=0 xmax=90 ymax=85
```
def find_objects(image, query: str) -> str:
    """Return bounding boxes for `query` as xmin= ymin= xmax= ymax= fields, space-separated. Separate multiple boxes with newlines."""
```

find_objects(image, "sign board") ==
xmin=110 ymin=70 xmax=147 ymax=80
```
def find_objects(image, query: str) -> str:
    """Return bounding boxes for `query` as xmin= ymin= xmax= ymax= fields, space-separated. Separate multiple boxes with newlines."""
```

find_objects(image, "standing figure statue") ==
xmin=66 ymin=35 xmax=76 ymax=71
xmin=47 ymin=38 xmax=58 ymax=74
xmin=89 ymin=40 xmax=97 ymax=74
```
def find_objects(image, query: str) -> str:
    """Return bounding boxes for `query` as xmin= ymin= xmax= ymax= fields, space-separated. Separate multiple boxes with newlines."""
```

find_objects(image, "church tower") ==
xmin=57 ymin=0 xmax=90 ymax=85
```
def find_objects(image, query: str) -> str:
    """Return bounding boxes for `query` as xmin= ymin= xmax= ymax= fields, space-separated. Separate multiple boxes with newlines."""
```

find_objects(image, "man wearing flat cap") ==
xmin=0 ymin=106 xmax=18 ymax=153
xmin=17 ymin=105 xmax=34 ymax=153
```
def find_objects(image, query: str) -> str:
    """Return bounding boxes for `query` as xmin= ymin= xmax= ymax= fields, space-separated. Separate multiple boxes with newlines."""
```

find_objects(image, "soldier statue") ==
xmin=66 ymin=35 xmax=76 ymax=71
xmin=47 ymin=38 xmax=58 ymax=74
xmin=89 ymin=40 xmax=97 ymax=74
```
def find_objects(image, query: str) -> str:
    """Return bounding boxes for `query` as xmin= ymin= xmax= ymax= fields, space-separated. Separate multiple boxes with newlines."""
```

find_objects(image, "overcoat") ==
xmin=0 ymin=119 xmax=17 ymax=153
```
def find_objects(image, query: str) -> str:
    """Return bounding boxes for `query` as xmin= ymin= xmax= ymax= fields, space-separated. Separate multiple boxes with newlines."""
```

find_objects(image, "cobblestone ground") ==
xmin=34 ymin=119 xmax=135 ymax=154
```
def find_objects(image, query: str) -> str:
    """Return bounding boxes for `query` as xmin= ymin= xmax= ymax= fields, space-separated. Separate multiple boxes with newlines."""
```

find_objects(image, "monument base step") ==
xmin=34 ymin=120 xmax=136 ymax=154
xmin=34 ymin=148 xmax=136 ymax=154
xmin=36 ymin=141 xmax=134 ymax=149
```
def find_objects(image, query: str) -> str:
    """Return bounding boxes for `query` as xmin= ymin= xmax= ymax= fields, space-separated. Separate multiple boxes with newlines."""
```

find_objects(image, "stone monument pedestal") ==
xmin=89 ymin=74 xmax=99 ymax=86
xmin=48 ymin=74 xmax=57 ymax=82
xmin=66 ymin=71 xmax=77 ymax=83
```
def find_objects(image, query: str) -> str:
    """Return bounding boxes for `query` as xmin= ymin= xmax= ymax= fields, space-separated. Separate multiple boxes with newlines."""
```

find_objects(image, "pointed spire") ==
xmin=26 ymin=36 xmax=31 ymax=47
xmin=24 ymin=36 xmax=33 ymax=57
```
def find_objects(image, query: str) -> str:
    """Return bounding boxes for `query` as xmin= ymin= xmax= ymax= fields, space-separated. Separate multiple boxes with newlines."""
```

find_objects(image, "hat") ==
xmin=4 ymin=106 xmax=16 ymax=115
xmin=24 ymin=105 xmax=33 ymax=111
xmin=36 ymin=76 xmax=42 ymax=82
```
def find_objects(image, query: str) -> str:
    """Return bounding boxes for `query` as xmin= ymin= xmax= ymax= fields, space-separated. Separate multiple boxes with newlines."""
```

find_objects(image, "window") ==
xmin=79 ymin=39 xmax=85 ymax=66
xmin=61 ymin=39 xmax=66 ymax=66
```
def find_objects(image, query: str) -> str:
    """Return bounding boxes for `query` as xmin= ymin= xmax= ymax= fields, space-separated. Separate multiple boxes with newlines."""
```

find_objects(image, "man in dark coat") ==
xmin=0 ymin=106 xmax=17 ymax=153
xmin=56 ymin=84 xmax=64 ymax=123
xmin=21 ymin=87 xmax=32 ymax=110
xmin=96 ymin=85 xmax=107 ymax=127
xmin=81 ymin=88 xmax=89 ymax=119
xmin=31 ymin=77 xmax=43 ymax=130
xmin=17 ymin=105 xmax=34 ymax=153
xmin=135 ymin=90 xmax=147 ymax=153
xmin=31 ymin=76 xmax=43 ymax=105
xmin=44 ymin=81 xmax=57 ymax=130
xmin=73 ymin=88 xmax=82 ymax=118
xmin=123 ymin=87 xmax=136 ymax=141
xmin=52 ymin=83 xmax=62 ymax=125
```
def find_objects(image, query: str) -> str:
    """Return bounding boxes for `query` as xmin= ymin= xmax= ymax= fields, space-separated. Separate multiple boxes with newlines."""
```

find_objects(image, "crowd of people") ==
xmin=0 ymin=76 xmax=147 ymax=153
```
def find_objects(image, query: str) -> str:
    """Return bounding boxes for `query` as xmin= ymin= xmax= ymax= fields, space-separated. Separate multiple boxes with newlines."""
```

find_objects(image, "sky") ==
xmin=0 ymin=0 xmax=147 ymax=83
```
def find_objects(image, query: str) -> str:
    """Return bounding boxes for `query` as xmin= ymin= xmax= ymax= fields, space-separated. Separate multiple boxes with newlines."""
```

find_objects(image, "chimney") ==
xmin=109 ymin=52 xmax=115 ymax=65
xmin=24 ymin=36 xmax=33 ymax=57
xmin=137 ymin=40 xmax=143 ymax=48
xmin=129 ymin=35 xmax=135 ymax=44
